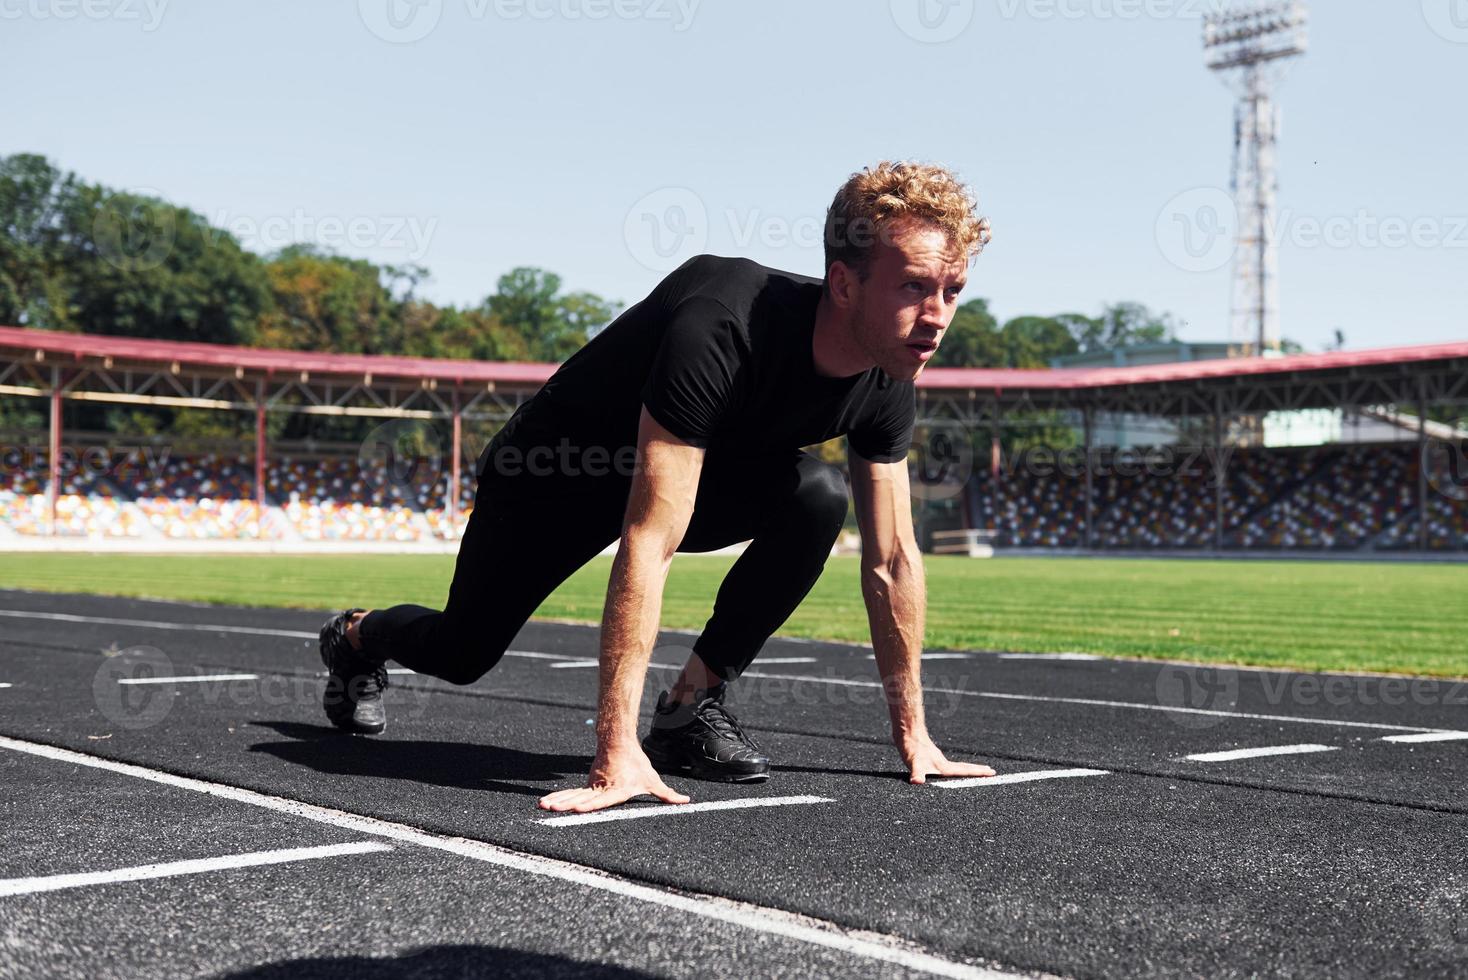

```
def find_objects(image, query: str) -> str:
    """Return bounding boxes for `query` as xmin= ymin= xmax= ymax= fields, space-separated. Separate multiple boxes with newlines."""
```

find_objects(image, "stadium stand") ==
xmin=0 ymin=445 xmax=475 ymax=542
xmin=964 ymin=442 xmax=1467 ymax=552
xmin=2 ymin=437 xmax=1462 ymax=551
xmin=1 ymin=325 xmax=1463 ymax=553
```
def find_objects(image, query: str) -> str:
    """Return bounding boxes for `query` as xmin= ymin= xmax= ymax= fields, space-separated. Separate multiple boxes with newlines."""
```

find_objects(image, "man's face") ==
xmin=845 ymin=220 xmax=969 ymax=381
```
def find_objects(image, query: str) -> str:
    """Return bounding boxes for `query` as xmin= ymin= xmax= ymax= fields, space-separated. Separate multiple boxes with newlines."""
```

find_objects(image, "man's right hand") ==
xmin=536 ymin=744 xmax=690 ymax=814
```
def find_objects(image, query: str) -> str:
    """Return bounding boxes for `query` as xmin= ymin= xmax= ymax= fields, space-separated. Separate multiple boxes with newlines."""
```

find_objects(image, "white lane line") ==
xmin=0 ymin=842 xmax=391 ymax=898
xmin=1380 ymin=731 xmax=1468 ymax=744
xmin=117 ymin=674 xmax=259 ymax=686
xmin=0 ymin=609 xmax=318 ymax=639
xmin=550 ymin=658 xmax=817 ymax=670
xmin=548 ymin=660 xmax=682 ymax=670
xmin=0 ymin=683 xmax=11 ymax=689
xmin=503 ymin=650 xmax=591 ymax=662
xmin=0 ymin=611 xmax=562 ymax=664
xmin=0 ymin=737 xmax=1011 ymax=980
xmin=1182 ymin=744 xmax=1339 ymax=763
xmin=932 ymin=768 xmax=1109 ymax=790
xmin=739 ymin=672 xmax=1444 ymax=735
xmin=998 ymin=652 xmax=1103 ymax=662
xmin=866 ymin=653 xmax=972 ymax=661
xmin=536 ymin=796 xmax=834 ymax=828
xmin=8 ymin=607 xmax=1441 ymax=736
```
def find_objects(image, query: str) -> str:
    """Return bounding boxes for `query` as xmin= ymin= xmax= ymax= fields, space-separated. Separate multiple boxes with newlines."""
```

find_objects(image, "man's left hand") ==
xmin=900 ymin=735 xmax=996 ymax=785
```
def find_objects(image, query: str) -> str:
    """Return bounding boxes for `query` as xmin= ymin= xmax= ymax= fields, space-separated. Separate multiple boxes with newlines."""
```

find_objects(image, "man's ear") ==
xmin=826 ymin=261 xmax=858 ymax=310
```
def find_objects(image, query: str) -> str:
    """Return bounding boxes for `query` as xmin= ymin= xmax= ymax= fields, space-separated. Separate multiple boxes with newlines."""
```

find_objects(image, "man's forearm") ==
xmin=595 ymin=535 xmax=675 ymax=751
xmin=861 ymin=550 xmax=927 ymax=742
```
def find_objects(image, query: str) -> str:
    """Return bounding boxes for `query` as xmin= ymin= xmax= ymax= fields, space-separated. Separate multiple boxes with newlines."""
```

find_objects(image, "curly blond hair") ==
xmin=823 ymin=161 xmax=991 ymax=284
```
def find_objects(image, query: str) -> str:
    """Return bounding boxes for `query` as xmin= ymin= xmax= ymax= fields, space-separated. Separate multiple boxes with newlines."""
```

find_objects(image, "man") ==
xmin=317 ymin=160 xmax=997 ymax=814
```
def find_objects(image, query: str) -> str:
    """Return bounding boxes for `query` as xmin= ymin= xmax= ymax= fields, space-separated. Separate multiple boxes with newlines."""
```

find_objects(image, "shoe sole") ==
xmin=326 ymin=715 xmax=386 ymax=736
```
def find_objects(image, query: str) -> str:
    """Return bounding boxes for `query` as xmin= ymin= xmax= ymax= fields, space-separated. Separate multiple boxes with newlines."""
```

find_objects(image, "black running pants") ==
xmin=357 ymin=450 xmax=849 ymax=685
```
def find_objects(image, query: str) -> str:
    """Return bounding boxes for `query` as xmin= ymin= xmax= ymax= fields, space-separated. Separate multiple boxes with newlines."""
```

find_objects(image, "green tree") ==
xmin=0 ymin=154 xmax=78 ymax=330
xmin=483 ymin=267 xmax=618 ymax=361
xmin=1071 ymin=302 xmax=1178 ymax=353
xmin=60 ymin=184 xmax=270 ymax=345
xmin=1001 ymin=315 xmax=1079 ymax=368
xmin=932 ymin=297 xmax=1004 ymax=368
xmin=257 ymin=245 xmax=395 ymax=353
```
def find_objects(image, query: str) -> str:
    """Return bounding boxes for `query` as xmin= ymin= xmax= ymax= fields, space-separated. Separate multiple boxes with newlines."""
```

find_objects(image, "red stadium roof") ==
xmin=0 ymin=325 xmax=554 ymax=386
xmin=1 ymin=325 xmax=1464 ymax=393
xmin=920 ymin=340 xmax=1468 ymax=390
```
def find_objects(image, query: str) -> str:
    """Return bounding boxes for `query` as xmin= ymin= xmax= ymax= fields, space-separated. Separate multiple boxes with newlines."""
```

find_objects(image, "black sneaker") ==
xmin=319 ymin=608 xmax=388 ymax=735
xmin=641 ymin=686 xmax=770 ymax=783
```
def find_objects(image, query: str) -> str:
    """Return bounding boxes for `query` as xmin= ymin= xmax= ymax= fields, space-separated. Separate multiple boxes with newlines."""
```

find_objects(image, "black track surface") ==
xmin=0 ymin=589 xmax=1465 ymax=979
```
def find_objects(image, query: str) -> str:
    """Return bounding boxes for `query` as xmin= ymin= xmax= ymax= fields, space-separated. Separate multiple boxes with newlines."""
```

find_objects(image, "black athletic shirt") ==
xmin=475 ymin=254 xmax=916 ymax=495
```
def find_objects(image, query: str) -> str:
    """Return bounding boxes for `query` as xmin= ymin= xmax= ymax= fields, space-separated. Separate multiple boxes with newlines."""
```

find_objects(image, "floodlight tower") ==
xmin=1204 ymin=1 xmax=1308 ymax=357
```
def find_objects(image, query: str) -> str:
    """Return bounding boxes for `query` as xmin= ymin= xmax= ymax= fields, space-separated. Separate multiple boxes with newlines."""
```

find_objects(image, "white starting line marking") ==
xmin=0 ymin=842 xmax=391 ymax=898
xmin=551 ymin=657 xmax=818 ymax=670
xmin=0 ymin=737 xmax=1009 ymax=980
xmin=1380 ymin=731 xmax=1468 ymax=744
xmin=548 ymin=660 xmax=684 ymax=670
xmin=117 ymin=674 xmax=259 ymax=686
xmin=3 ymin=607 xmax=1447 ymax=738
xmin=0 ymin=611 xmax=564 ymax=665
xmin=0 ymin=609 xmax=318 ymax=639
xmin=998 ymin=652 xmax=1103 ymax=662
xmin=931 ymin=768 xmax=1109 ymax=790
xmin=536 ymin=795 xmax=834 ymax=828
xmin=503 ymin=650 xmax=588 ymax=662
xmin=866 ymin=653 xmax=972 ymax=661
xmin=739 ymin=672 xmax=1444 ymax=735
xmin=1183 ymin=744 xmax=1339 ymax=763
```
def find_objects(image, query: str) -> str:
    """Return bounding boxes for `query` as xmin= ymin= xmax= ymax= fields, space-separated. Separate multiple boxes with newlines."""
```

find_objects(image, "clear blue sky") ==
xmin=4 ymin=0 xmax=1465 ymax=350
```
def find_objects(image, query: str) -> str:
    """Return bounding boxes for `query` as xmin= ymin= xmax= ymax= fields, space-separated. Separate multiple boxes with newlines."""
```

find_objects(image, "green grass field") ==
xmin=3 ymin=553 xmax=1465 ymax=677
